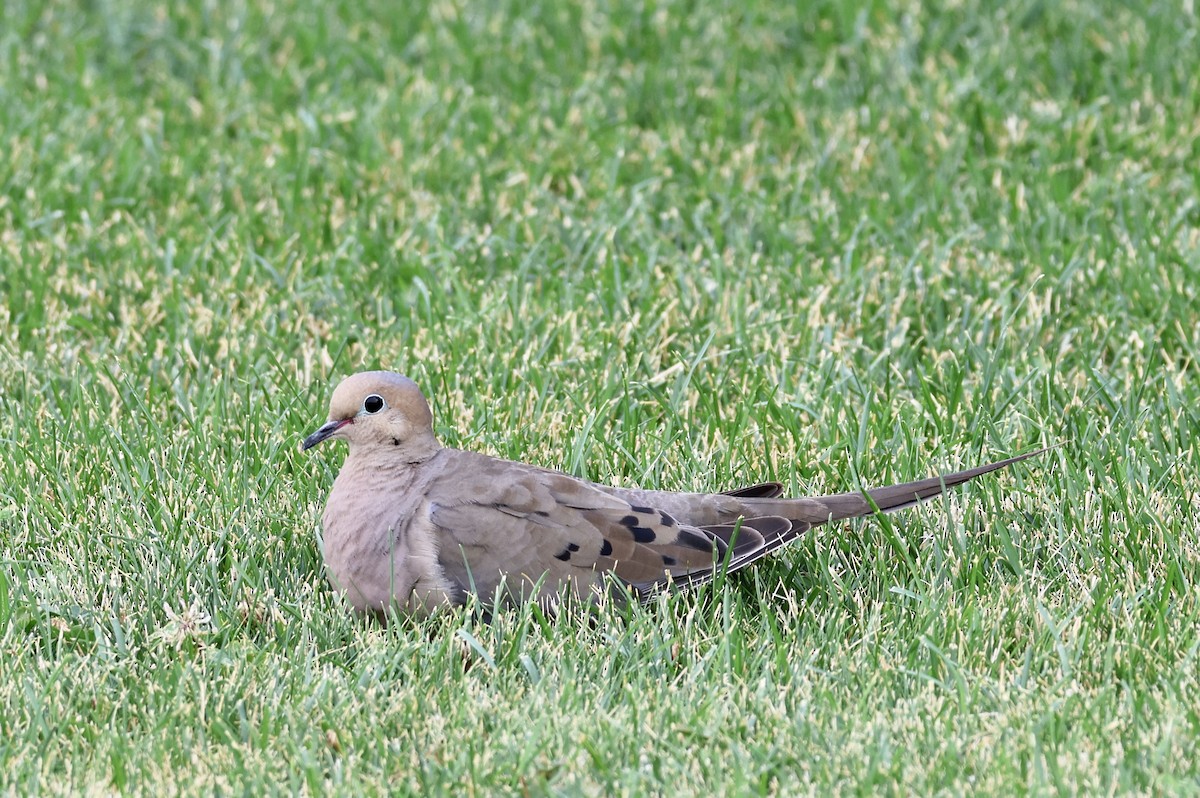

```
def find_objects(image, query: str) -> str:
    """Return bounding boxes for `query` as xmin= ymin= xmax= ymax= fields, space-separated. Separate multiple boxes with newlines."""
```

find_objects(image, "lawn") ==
xmin=2 ymin=0 xmax=1198 ymax=793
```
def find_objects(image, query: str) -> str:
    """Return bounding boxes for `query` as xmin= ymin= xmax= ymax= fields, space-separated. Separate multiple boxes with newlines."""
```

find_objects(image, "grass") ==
xmin=1 ymin=0 xmax=1198 ymax=793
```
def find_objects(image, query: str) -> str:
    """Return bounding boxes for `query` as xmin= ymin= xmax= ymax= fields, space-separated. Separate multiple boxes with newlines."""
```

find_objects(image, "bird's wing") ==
xmin=422 ymin=451 xmax=782 ymax=600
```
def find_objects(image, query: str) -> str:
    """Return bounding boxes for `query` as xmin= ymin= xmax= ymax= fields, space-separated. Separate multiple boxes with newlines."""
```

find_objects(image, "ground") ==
xmin=1 ymin=0 xmax=1198 ymax=794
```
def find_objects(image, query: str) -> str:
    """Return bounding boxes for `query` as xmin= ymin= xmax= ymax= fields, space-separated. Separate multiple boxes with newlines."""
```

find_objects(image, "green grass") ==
xmin=2 ymin=0 xmax=1199 ymax=793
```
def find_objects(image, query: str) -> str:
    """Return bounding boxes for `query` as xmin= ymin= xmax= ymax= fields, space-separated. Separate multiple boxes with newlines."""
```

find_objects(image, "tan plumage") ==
xmin=302 ymin=371 xmax=1047 ymax=616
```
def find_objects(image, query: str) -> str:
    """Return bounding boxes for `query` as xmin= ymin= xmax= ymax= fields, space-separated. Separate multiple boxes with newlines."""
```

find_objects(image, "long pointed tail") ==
xmin=647 ymin=446 xmax=1052 ymax=596
xmin=807 ymin=446 xmax=1053 ymax=525
xmin=734 ymin=446 xmax=1054 ymax=534
xmin=727 ymin=446 xmax=1053 ymax=571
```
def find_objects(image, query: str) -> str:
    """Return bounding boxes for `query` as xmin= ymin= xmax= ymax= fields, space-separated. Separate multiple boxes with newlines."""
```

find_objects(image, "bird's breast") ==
xmin=319 ymin=463 xmax=456 ymax=614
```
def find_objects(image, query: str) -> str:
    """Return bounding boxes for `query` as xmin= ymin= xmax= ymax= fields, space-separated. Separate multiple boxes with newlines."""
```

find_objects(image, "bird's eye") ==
xmin=363 ymin=394 xmax=385 ymax=414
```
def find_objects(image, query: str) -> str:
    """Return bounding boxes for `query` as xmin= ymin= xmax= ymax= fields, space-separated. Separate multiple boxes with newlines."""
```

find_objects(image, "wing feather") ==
xmin=423 ymin=454 xmax=786 ymax=601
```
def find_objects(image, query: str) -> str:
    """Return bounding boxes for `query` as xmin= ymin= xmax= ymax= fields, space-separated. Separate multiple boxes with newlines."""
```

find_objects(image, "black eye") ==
xmin=363 ymin=394 xmax=385 ymax=414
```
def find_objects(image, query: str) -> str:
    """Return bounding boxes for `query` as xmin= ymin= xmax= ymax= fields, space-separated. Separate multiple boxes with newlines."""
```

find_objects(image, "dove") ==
xmin=302 ymin=371 xmax=1046 ymax=617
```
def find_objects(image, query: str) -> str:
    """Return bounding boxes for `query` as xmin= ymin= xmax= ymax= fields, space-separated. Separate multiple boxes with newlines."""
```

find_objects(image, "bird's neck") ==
xmin=348 ymin=433 xmax=442 ymax=467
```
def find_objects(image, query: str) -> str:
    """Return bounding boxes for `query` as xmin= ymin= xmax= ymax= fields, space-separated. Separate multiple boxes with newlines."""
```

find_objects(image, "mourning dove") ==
xmin=302 ymin=371 xmax=1047 ymax=617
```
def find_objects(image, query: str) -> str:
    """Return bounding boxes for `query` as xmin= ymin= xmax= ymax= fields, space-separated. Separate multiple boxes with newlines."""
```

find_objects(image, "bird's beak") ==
xmin=301 ymin=419 xmax=352 ymax=451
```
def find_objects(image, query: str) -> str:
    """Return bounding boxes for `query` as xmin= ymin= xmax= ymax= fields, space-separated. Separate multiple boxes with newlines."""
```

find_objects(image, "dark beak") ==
xmin=301 ymin=419 xmax=351 ymax=451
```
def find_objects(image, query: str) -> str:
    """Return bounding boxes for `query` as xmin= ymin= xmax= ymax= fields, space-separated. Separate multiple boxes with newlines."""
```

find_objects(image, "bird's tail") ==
xmin=633 ymin=446 xmax=1053 ymax=597
xmin=719 ymin=446 xmax=1053 ymax=570
xmin=788 ymin=447 xmax=1052 ymax=526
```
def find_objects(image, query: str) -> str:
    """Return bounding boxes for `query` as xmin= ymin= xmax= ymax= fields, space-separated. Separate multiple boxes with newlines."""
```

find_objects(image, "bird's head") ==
xmin=302 ymin=371 xmax=438 ymax=456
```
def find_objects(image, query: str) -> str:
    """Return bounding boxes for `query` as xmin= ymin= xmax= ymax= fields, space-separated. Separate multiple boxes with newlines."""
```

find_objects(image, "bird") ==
xmin=302 ymin=371 xmax=1047 ymax=617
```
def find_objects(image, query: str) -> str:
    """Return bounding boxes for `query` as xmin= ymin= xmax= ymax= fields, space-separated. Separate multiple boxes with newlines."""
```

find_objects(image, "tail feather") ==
xmin=809 ymin=447 xmax=1052 ymax=524
xmin=625 ymin=446 xmax=1053 ymax=598
xmin=735 ymin=447 xmax=1052 ymax=528
xmin=720 ymin=482 xmax=785 ymax=499
xmin=661 ymin=447 xmax=1052 ymax=594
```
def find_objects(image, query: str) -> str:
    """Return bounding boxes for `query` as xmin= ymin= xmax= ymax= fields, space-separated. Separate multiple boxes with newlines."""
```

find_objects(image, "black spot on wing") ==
xmin=620 ymin=514 xmax=658 ymax=543
xmin=659 ymin=511 xmax=676 ymax=527
xmin=630 ymin=505 xmax=655 ymax=514
xmin=662 ymin=554 xmax=677 ymax=566
xmin=553 ymin=542 xmax=582 ymax=562
xmin=632 ymin=527 xmax=656 ymax=542
xmin=600 ymin=539 xmax=613 ymax=556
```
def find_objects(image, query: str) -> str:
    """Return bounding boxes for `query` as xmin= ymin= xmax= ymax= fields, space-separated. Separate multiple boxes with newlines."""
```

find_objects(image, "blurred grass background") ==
xmin=1 ymin=0 xmax=1198 ymax=793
